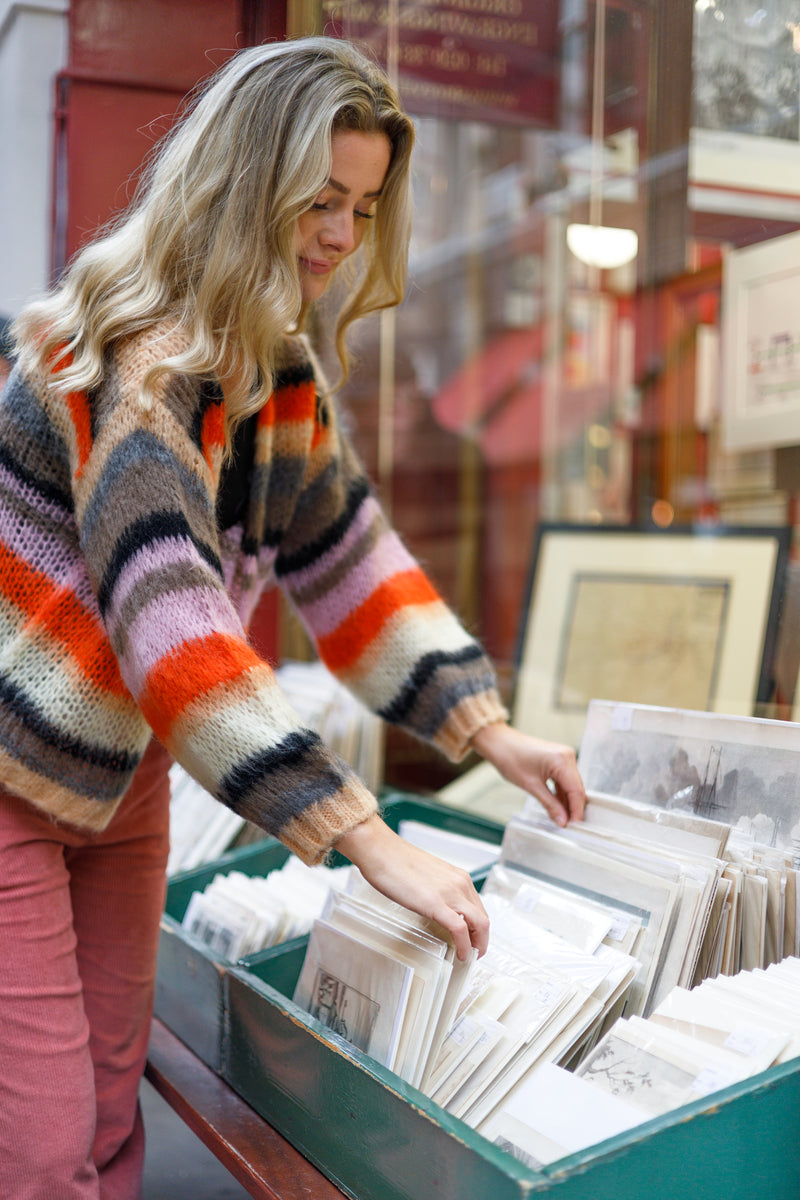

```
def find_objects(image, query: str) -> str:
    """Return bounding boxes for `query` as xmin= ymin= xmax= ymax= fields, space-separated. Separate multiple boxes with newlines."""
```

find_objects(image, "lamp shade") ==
xmin=566 ymin=223 xmax=638 ymax=270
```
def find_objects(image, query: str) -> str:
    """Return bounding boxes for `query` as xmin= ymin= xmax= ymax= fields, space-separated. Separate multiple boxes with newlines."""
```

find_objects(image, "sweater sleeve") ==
xmin=69 ymin=329 xmax=376 ymax=864
xmin=274 ymin=354 xmax=508 ymax=762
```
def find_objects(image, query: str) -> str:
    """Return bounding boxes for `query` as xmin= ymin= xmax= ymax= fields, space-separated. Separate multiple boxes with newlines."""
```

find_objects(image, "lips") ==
xmin=300 ymin=257 xmax=335 ymax=276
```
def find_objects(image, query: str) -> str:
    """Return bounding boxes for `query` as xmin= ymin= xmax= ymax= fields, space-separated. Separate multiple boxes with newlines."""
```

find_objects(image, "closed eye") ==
xmin=311 ymin=202 xmax=374 ymax=220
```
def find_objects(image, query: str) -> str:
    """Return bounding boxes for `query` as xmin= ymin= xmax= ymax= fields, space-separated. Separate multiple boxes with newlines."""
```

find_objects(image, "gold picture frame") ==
xmin=512 ymin=524 xmax=789 ymax=748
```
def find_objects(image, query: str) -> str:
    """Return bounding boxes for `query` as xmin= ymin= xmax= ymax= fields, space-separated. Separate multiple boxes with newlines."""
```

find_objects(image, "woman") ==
xmin=0 ymin=37 xmax=584 ymax=1198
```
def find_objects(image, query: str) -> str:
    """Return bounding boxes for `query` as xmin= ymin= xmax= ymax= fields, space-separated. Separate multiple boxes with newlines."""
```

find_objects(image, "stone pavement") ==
xmin=141 ymin=1078 xmax=251 ymax=1199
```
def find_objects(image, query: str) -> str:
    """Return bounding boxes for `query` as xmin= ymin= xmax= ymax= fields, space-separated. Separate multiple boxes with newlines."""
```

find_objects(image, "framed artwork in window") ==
xmin=722 ymin=228 xmax=800 ymax=451
xmin=512 ymin=524 xmax=790 ymax=748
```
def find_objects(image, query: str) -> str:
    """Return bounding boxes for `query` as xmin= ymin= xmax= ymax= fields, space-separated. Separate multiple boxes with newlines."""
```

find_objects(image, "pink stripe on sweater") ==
xmin=0 ymin=461 xmax=71 ymax=524
xmin=279 ymin=491 xmax=380 ymax=591
xmin=117 ymin=585 xmax=245 ymax=697
xmin=295 ymin=528 xmax=418 ymax=637
xmin=0 ymin=493 xmax=99 ymax=612
xmin=104 ymin=536 xmax=214 ymax=635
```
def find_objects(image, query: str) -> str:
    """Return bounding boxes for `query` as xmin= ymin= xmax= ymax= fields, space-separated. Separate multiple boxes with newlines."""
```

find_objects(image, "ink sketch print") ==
xmin=579 ymin=703 xmax=800 ymax=862
xmin=555 ymin=575 xmax=728 ymax=713
xmin=310 ymin=968 xmax=378 ymax=1053
xmin=577 ymin=1034 xmax=695 ymax=1116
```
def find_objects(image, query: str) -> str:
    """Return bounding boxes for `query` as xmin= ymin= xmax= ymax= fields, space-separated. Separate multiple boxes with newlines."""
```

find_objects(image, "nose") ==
xmin=320 ymin=209 xmax=357 ymax=256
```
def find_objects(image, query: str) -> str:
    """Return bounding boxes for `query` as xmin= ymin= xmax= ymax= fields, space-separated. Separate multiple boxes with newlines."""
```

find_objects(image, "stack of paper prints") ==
xmin=483 ymin=956 xmax=800 ymax=1170
xmin=577 ymin=700 xmax=800 ymax=974
xmin=503 ymin=786 xmax=734 ymax=1015
xmin=293 ymin=852 xmax=641 ymax=1112
xmin=294 ymin=883 xmax=469 ymax=1082
xmin=181 ymin=857 xmax=353 ymax=961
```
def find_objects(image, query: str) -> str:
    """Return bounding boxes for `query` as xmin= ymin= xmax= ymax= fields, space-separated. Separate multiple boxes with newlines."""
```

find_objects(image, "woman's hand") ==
xmin=333 ymin=814 xmax=490 ymax=961
xmin=470 ymin=722 xmax=586 ymax=827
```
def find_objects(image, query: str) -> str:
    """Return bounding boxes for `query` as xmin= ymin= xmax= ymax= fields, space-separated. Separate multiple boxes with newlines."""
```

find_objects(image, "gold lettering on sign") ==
xmin=399 ymin=42 xmax=471 ymax=71
xmin=475 ymin=51 xmax=507 ymax=77
xmin=325 ymin=0 xmax=527 ymax=16
xmin=389 ymin=8 xmax=539 ymax=45
xmin=321 ymin=0 xmax=548 ymax=119
xmin=417 ymin=0 xmax=525 ymax=14
xmin=402 ymin=76 xmax=519 ymax=109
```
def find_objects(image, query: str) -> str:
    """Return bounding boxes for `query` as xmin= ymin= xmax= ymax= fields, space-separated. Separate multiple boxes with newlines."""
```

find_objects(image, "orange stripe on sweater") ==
xmin=274 ymin=381 xmax=316 ymax=424
xmin=257 ymin=395 xmax=276 ymax=430
xmin=66 ymin=390 xmax=93 ymax=478
xmin=201 ymin=401 xmax=225 ymax=468
xmin=0 ymin=542 xmax=128 ymax=694
xmin=317 ymin=568 xmax=440 ymax=673
xmin=138 ymin=631 xmax=261 ymax=743
xmin=45 ymin=344 xmax=93 ymax=479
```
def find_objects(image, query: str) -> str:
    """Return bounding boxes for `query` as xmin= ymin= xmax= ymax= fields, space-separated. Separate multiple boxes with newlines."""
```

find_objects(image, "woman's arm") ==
xmin=67 ymin=329 xmax=379 ymax=862
xmin=334 ymin=813 xmax=489 ymax=961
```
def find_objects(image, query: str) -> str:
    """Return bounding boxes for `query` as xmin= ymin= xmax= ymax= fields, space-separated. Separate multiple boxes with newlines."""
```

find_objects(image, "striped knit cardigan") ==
xmin=0 ymin=325 xmax=506 ymax=863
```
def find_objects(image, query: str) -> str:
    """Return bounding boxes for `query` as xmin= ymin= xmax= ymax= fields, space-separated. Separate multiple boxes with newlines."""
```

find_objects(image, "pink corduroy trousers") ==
xmin=0 ymin=739 xmax=172 ymax=1200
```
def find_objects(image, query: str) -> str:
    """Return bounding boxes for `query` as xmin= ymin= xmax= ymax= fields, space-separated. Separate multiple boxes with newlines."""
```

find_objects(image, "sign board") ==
xmin=323 ymin=0 xmax=558 ymax=126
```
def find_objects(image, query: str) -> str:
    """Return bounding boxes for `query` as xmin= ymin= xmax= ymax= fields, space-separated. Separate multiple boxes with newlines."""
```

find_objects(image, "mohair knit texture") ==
xmin=0 ymin=325 xmax=506 ymax=863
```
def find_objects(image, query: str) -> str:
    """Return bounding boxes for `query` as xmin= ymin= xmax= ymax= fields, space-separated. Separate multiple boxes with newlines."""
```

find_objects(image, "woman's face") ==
xmin=296 ymin=129 xmax=392 ymax=303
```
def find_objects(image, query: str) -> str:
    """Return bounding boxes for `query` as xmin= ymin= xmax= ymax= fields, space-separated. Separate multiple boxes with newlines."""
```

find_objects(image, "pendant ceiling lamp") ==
xmin=566 ymin=0 xmax=638 ymax=271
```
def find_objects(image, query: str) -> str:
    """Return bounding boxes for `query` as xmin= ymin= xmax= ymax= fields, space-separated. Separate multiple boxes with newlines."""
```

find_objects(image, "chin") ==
xmin=300 ymin=280 xmax=331 ymax=304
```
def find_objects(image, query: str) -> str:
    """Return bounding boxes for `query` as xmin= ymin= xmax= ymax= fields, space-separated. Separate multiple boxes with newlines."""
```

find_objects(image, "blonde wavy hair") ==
xmin=14 ymin=37 xmax=415 ymax=437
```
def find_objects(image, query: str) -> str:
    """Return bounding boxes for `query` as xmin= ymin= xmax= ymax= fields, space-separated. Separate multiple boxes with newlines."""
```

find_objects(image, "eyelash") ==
xmin=311 ymin=202 xmax=374 ymax=220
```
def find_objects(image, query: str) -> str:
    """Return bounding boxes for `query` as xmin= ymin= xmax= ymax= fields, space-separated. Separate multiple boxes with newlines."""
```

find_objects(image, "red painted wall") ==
xmin=54 ymin=0 xmax=243 ymax=270
xmin=56 ymin=0 xmax=287 ymax=660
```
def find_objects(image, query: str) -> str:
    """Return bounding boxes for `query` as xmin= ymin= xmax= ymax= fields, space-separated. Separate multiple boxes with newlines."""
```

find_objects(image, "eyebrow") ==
xmin=328 ymin=176 xmax=383 ymax=199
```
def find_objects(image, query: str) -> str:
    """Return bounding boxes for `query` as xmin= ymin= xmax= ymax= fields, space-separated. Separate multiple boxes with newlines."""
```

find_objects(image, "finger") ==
xmin=460 ymin=905 xmax=490 ymax=957
xmin=528 ymin=781 xmax=570 ymax=827
xmin=551 ymin=776 xmax=586 ymax=822
xmin=552 ymin=760 xmax=587 ymax=821
xmin=434 ymin=897 xmax=490 ymax=960
xmin=437 ymin=908 xmax=473 ymax=961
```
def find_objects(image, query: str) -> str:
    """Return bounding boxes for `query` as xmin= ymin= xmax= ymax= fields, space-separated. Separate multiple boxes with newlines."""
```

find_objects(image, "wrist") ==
xmin=333 ymin=812 xmax=390 ymax=867
xmin=470 ymin=720 xmax=513 ymax=762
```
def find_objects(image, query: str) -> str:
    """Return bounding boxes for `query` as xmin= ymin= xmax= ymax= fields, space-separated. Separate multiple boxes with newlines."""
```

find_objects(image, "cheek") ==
xmin=295 ymin=214 xmax=317 ymax=248
xmin=353 ymin=222 xmax=369 ymax=252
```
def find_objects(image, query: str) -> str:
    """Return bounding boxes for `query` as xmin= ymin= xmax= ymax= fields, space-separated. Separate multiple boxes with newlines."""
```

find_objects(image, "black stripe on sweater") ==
xmin=274 ymin=476 xmax=370 ymax=577
xmin=97 ymin=510 xmax=223 ymax=617
xmin=273 ymin=359 xmax=316 ymax=390
xmin=378 ymin=644 xmax=486 ymax=725
xmin=219 ymin=729 xmax=346 ymax=831
xmin=0 ymin=675 xmax=140 ymax=774
xmin=0 ymin=440 xmax=74 ymax=513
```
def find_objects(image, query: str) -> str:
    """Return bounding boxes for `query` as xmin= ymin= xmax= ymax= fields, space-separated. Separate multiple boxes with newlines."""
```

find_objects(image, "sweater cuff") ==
xmin=430 ymin=689 xmax=509 ymax=763
xmin=278 ymin=773 xmax=379 ymax=866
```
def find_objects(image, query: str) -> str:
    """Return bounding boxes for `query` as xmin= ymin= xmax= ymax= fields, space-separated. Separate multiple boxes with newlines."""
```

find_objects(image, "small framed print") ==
xmin=512 ymin=524 xmax=789 ymax=748
xmin=722 ymin=229 xmax=800 ymax=452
